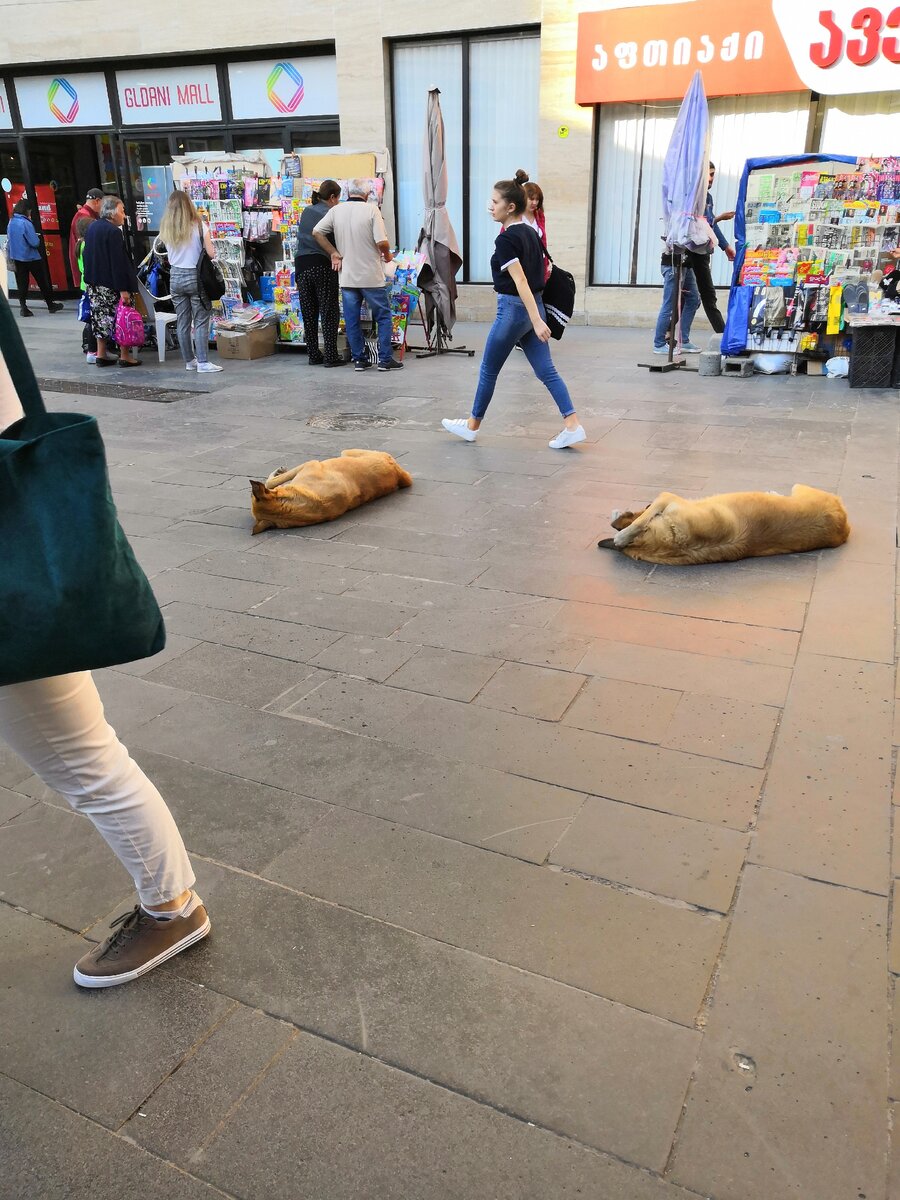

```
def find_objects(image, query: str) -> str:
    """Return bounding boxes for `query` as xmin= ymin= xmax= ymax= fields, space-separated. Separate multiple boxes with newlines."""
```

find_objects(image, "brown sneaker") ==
xmin=73 ymin=900 xmax=210 ymax=989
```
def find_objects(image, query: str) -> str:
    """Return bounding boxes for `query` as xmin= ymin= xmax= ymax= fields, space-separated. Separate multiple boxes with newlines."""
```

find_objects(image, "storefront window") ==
xmin=592 ymin=92 xmax=812 ymax=287
xmin=820 ymin=91 xmax=900 ymax=157
xmin=392 ymin=32 xmax=539 ymax=281
xmin=175 ymin=135 xmax=226 ymax=154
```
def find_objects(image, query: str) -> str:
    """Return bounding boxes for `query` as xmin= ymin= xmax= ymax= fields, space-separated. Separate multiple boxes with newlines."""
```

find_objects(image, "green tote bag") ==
xmin=0 ymin=290 xmax=165 ymax=686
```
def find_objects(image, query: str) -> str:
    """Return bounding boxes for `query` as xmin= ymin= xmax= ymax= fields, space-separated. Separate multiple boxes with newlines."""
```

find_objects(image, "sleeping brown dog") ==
xmin=250 ymin=449 xmax=412 ymax=534
xmin=598 ymin=484 xmax=850 ymax=564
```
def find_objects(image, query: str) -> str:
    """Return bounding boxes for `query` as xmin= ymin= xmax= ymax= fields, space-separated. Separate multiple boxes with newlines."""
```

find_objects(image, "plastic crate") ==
xmin=848 ymin=326 xmax=898 ymax=389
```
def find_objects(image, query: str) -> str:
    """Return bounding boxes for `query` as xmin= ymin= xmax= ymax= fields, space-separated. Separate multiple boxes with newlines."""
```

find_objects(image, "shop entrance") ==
xmin=1 ymin=141 xmax=28 ymax=294
xmin=23 ymin=134 xmax=100 ymax=291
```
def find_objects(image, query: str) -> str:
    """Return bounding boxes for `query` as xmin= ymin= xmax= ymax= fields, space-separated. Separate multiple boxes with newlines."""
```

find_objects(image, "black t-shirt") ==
xmin=491 ymin=222 xmax=545 ymax=295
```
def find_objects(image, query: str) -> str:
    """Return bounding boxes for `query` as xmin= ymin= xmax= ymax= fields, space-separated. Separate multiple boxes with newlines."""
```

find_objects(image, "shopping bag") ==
xmin=0 ymin=290 xmax=165 ymax=686
xmin=197 ymin=250 xmax=227 ymax=304
xmin=77 ymin=292 xmax=91 ymax=323
xmin=539 ymin=247 xmax=576 ymax=340
xmin=115 ymin=300 xmax=145 ymax=348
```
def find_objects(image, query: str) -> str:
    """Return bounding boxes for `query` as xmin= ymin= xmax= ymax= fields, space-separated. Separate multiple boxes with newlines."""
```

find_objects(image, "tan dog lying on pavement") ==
xmin=597 ymin=483 xmax=850 ymax=564
xmin=250 ymin=449 xmax=412 ymax=534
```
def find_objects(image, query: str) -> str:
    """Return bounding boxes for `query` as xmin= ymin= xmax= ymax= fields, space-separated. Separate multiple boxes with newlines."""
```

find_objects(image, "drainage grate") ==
xmin=307 ymin=412 xmax=399 ymax=430
xmin=37 ymin=377 xmax=204 ymax=404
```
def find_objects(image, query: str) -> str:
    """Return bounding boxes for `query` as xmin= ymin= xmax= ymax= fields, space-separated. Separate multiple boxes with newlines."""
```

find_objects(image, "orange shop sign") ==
xmin=576 ymin=0 xmax=900 ymax=104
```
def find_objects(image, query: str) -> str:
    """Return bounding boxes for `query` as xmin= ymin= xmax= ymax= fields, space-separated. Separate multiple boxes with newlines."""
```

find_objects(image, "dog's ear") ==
xmin=250 ymin=480 xmax=270 ymax=499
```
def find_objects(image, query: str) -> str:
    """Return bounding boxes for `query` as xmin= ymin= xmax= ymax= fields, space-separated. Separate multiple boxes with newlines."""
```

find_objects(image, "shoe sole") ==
xmin=377 ymin=365 xmax=403 ymax=371
xmin=73 ymin=916 xmax=211 ymax=989
xmin=441 ymin=421 xmax=476 ymax=442
xmin=549 ymin=434 xmax=587 ymax=450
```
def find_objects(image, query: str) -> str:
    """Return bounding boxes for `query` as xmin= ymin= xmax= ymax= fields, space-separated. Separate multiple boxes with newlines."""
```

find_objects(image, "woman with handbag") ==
xmin=294 ymin=179 xmax=343 ymax=367
xmin=158 ymin=190 xmax=222 ymax=373
xmin=82 ymin=196 xmax=141 ymax=368
xmin=0 ymin=288 xmax=210 ymax=988
xmin=441 ymin=177 xmax=585 ymax=450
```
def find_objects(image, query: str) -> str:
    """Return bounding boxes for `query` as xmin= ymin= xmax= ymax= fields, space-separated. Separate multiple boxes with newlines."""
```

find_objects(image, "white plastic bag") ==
xmin=824 ymin=357 xmax=849 ymax=378
xmin=750 ymin=352 xmax=792 ymax=374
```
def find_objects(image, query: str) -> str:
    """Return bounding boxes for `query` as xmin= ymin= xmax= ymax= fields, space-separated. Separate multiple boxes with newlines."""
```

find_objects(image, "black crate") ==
xmin=848 ymin=326 xmax=898 ymax=389
xmin=892 ymin=332 xmax=900 ymax=388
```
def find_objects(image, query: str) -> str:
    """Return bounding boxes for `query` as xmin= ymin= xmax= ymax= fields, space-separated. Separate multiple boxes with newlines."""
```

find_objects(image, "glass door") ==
xmin=0 ymin=142 xmax=27 ymax=296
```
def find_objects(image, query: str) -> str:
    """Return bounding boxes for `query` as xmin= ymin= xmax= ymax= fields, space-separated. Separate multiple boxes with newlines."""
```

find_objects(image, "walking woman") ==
xmin=294 ymin=179 xmax=343 ymax=367
xmin=82 ymin=195 xmax=141 ymax=367
xmin=7 ymin=199 xmax=63 ymax=317
xmin=158 ymin=190 xmax=222 ymax=373
xmin=441 ymin=177 xmax=585 ymax=450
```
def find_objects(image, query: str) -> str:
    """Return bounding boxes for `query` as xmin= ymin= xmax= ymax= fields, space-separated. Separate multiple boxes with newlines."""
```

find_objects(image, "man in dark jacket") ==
xmin=684 ymin=162 xmax=735 ymax=335
xmin=68 ymin=188 xmax=104 ymax=287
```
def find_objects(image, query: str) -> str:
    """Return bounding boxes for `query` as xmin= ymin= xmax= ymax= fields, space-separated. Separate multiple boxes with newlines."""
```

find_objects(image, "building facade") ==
xmin=1 ymin=0 xmax=897 ymax=323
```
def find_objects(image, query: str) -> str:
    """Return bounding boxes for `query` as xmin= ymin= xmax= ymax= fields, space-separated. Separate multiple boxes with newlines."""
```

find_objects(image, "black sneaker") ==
xmin=48 ymin=302 xmax=64 ymax=313
xmin=19 ymin=308 xmax=34 ymax=318
xmin=377 ymin=358 xmax=404 ymax=371
xmin=323 ymin=359 xmax=347 ymax=368
xmin=354 ymin=359 xmax=370 ymax=372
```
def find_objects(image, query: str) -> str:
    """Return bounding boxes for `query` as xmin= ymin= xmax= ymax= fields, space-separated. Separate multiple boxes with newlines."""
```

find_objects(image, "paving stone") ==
xmin=283 ymin=674 xmax=427 ymax=738
xmin=386 ymin=695 xmax=762 ymax=829
xmin=150 ymin=567 xmax=280 ymax=613
xmin=0 ymin=1075 xmax=224 ymax=1200
xmin=394 ymin=610 xmax=555 ymax=658
xmin=92 ymin=669 xmax=193 ymax=736
xmin=145 ymin=641 xmax=318 ymax=709
xmin=0 ymin=803 xmax=131 ymax=931
xmin=331 ymin=521 xmax=496 ymax=559
xmin=802 ymin=556 xmax=895 ymax=664
xmin=661 ymin=693 xmax=780 ymax=768
xmin=132 ymin=696 xmax=583 ymax=863
xmin=162 ymin=519 xmax=262 ymax=549
xmin=472 ymin=661 xmax=586 ymax=720
xmin=0 ymin=905 xmax=232 ymax=1129
xmin=386 ymin=646 xmax=502 ymax=701
xmin=551 ymin=797 xmax=749 ymax=912
xmin=670 ymin=866 xmax=888 ymax=1200
xmin=255 ymin=590 xmax=417 ymax=637
xmin=345 ymin=574 xmax=562 ymax=625
xmin=168 ymin=862 xmax=704 ymax=1167
xmin=753 ymin=653 xmax=893 ymax=894
xmin=0 ymin=744 xmax=34 ymax=789
xmin=247 ymin=532 xmax=374 ymax=566
xmin=891 ymin=1103 xmax=900 ymax=1200
xmin=509 ymin=625 xmax=594 ymax=670
xmin=128 ymin=535 xmax=209 ymax=578
xmin=180 ymin=547 xmax=369 ymax=593
xmin=576 ymin=639 xmax=793 ymax=707
xmin=264 ymin=807 xmax=722 ymax=1024
xmin=354 ymin=546 xmax=490 ymax=585
xmin=161 ymin=601 xmax=342 ymax=662
xmin=892 ymin=983 xmax=900 ymax=1101
xmin=562 ymin=676 xmax=682 ymax=742
xmin=0 ymin=785 xmax=37 ymax=824
xmin=308 ymin=633 xmax=419 ymax=681
xmin=552 ymin=601 xmax=799 ymax=667
xmin=113 ymin=633 xmax=201 ymax=677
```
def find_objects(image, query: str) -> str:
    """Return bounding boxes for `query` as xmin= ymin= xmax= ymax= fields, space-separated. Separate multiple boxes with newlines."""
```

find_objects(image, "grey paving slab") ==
xmin=839 ymin=499 xmax=898 ymax=565
xmin=753 ymin=653 xmax=893 ymax=894
xmin=394 ymin=609 xmax=556 ymax=658
xmin=165 ymin=862 xmax=703 ymax=1167
xmin=385 ymin=695 xmax=762 ymax=829
xmin=150 ymin=567 xmax=281 ymax=613
xmin=331 ymin=520 xmax=496 ymax=559
xmin=254 ymin=589 xmax=418 ymax=636
xmin=283 ymin=673 xmax=427 ymax=737
xmin=562 ymin=675 xmax=683 ymax=742
xmin=353 ymin=545 xmax=491 ymax=584
xmin=553 ymin=601 xmax=799 ymax=667
xmin=0 ymin=803 xmax=131 ymax=931
xmin=180 ymin=547 xmax=370 ymax=593
xmin=113 ymin=633 xmax=201 ymax=677
xmin=145 ymin=641 xmax=320 ymax=709
xmin=472 ymin=661 xmax=587 ymax=720
xmin=307 ymin=632 xmax=419 ymax=681
xmin=131 ymin=695 xmax=584 ymax=862
xmin=892 ymin=983 xmax=900 ymax=1101
xmin=551 ymin=796 xmax=749 ymax=913
xmin=132 ymin=1032 xmax=706 ymax=1199
xmin=118 ymin=510 xmax=175 ymax=537
xmin=161 ymin=519 xmax=262 ymax=549
xmin=386 ymin=646 xmax=503 ymax=702
xmin=891 ymin=1104 xmax=900 ymax=1200
xmin=91 ymin=669 xmax=192 ymax=736
xmin=128 ymin=535 xmax=209 ymax=578
xmin=0 ymin=905 xmax=232 ymax=1129
xmin=802 ymin=555 xmax=895 ymax=664
xmin=510 ymin=625 xmax=595 ymax=670
xmin=671 ymin=866 xmax=889 ymax=1200
xmin=576 ymin=639 xmax=793 ymax=707
xmin=160 ymin=601 xmax=342 ymax=662
xmin=661 ymin=693 xmax=780 ymax=768
xmin=0 ymin=1075 xmax=227 ymax=1200
xmin=0 ymin=785 xmax=37 ymax=824
xmin=264 ymin=806 xmax=723 ymax=1024
xmin=247 ymin=530 xmax=374 ymax=566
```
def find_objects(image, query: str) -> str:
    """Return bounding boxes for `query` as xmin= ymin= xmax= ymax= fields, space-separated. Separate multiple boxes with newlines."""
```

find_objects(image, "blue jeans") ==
xmin=473 ymin=293 xmax=574 ymax=421
xmin=653 ymin=264 xmax=700 ymax=350
xmin=342 ymin=285 xmax=393 ymax=365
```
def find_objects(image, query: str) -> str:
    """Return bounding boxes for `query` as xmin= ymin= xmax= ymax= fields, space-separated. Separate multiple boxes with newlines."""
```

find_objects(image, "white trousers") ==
xmin=0 ymin=672 xmax=194 ymax=906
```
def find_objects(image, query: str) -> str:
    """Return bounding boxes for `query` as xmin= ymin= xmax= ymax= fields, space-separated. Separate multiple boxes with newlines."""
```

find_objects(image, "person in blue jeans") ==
xmin=341 ymin=284 xmax=394 ymax=369
xmin=653 ymin=251 xmax=701 ymax=353
xmin=441 ymin=178 xmax=585 ymax=450
xmin=7 ymin=199 xmax=63 ymax=317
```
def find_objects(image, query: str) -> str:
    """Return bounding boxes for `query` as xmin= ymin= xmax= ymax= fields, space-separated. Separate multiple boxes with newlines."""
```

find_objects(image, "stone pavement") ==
xmin=1 ymin=309 xmax=899 ymax=1199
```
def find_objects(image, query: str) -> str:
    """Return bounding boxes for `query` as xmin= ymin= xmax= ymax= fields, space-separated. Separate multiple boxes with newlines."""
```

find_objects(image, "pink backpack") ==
xmin=115 ymin=301 xmax=145 ymax=348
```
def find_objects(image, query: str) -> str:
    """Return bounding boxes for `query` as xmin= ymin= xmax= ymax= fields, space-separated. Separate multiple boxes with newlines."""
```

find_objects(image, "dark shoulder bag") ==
xmin=197 ymin=250 xmax=227 ymax=306
xmin=0 ymin=290 xmax=165 ymax=685
xmin=539 ymin=244 xmax=576 ymax=340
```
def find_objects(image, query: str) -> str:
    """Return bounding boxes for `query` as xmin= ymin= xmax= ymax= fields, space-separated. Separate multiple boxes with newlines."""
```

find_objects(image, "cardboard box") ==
xmin=215 ymin=324 xmax=277 ymax=361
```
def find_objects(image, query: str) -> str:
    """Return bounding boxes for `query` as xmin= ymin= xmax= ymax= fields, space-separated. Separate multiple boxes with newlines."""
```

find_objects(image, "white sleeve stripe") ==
xmin=500 ymin=256 xmax=520 ymax=271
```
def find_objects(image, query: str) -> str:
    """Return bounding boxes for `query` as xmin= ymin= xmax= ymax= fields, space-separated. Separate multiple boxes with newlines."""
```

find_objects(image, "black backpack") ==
xmin=540 ymin=246 xmax=576 ymax=340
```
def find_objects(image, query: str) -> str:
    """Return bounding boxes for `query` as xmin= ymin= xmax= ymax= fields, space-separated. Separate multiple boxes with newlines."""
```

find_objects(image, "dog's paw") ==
xmin=610 ymin=509 xmax=621 ymax=523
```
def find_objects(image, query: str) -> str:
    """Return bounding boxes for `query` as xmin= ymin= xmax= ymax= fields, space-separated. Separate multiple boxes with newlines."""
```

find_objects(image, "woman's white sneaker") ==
xmin=549 ymin=425 xmax=586 ymax=449
xmin=197 ymin=362 xmax=223 ymax=373
xmin=441 ymin=418 xmax=477 ymax=442
xmin=185 ymin=360 xmax=198 ymax=370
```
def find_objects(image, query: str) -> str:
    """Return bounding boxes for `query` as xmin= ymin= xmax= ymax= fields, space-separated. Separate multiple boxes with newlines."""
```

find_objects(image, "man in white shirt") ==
xmin=313 ymin=180 xmax=401 ymax=372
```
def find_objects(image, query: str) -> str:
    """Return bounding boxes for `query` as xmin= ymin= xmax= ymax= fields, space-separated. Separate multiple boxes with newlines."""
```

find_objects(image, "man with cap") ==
xmin=68 ymin=188 xmax=104 ymax=287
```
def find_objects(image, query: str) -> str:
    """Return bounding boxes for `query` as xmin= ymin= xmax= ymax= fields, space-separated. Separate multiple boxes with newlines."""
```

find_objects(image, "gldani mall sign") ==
xmin=576 ymin=0 xmax=900 ymax=102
